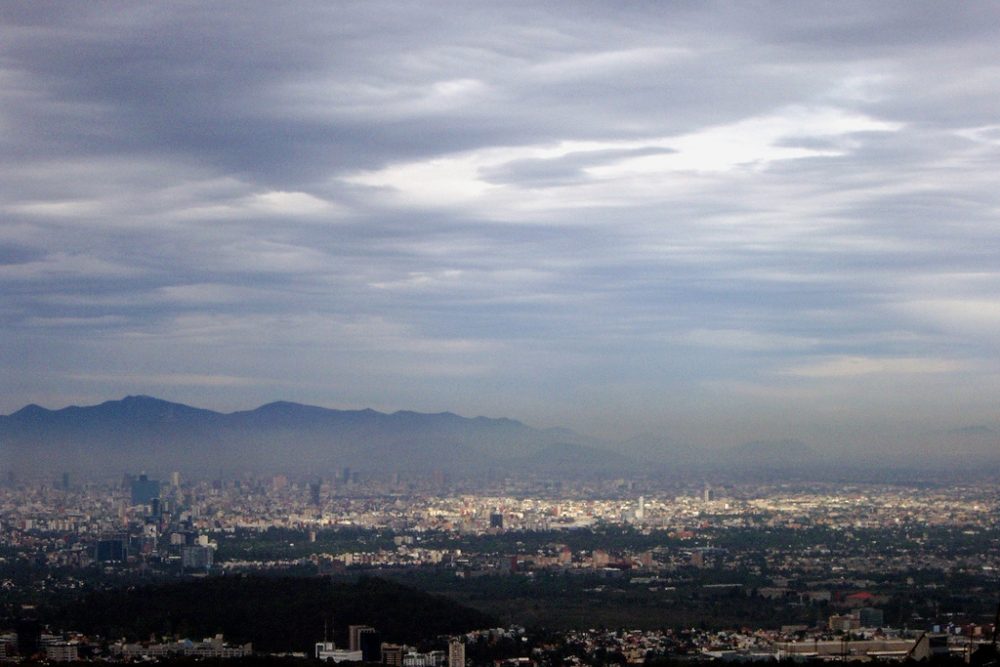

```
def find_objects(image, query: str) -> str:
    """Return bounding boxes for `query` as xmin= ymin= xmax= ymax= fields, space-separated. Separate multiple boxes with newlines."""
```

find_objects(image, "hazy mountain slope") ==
xmin=0 ymin=395 xmax=616 ymax=476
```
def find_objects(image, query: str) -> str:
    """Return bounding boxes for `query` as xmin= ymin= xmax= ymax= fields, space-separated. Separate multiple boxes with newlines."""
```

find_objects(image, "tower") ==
xmin=448 ymin=638 xmax=465 ymax=667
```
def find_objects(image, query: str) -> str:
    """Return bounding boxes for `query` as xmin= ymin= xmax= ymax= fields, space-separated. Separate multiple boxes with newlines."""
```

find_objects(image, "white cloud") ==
xmin=343 ymin=106 xmax=900 ymax=213
xmin=782 ymin=356 xmax=965 ymax=378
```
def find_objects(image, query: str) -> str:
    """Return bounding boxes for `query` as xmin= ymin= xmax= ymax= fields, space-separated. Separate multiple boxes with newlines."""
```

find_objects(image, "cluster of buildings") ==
xmin=0 ymin=619 xmax=472 ymax=665
xmin=0 ymin=627 xmax=251 ymax=663
xmin=4 ymin=475 xmax=1000 ymax=570
xmin=4 ymin=475 xmax=1000 ymax=663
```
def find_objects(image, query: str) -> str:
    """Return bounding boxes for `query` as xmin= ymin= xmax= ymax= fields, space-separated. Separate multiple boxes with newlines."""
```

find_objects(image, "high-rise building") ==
xmin=95 ymin=538 xmax=127 ymax=563
xmin=16 ymin=617 xmax=41 ymax=658
xmin=181 ymin=545 xmax=213 ymax=571
xmin=130 ymin=473 xmax=160 ymax=505
xmin=448 ymin=639 xmax=465 ymax=667
xmin=348 ymin=625 xmax=375 ymax=652
xmin=490 ymin=512 xmax=503 ymax=529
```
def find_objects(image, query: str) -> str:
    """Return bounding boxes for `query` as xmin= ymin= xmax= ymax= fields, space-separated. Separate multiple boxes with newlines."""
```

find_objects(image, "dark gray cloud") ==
xmin=2 ymin=1 xmax=999 ymax=450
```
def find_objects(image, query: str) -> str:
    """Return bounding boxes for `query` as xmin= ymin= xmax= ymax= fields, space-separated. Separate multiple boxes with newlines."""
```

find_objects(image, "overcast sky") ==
xmin=3 ymin=2 xmax=999 ymax=450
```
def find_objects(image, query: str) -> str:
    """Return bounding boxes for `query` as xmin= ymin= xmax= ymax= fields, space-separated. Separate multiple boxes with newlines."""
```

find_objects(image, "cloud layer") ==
xmin=3 ymin=2 xmax=1000 ymax=450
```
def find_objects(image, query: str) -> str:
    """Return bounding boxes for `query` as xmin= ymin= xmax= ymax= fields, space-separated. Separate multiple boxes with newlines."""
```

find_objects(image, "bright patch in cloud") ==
xmin=344 ymin=106 xmax=900 ymax=210
xmin=783 ymin=356 xmax=964 ymax=378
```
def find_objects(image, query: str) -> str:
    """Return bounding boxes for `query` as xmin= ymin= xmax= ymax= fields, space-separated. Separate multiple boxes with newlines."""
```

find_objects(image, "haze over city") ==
xmin=3 ymin=2 xmax=1000 ymax=458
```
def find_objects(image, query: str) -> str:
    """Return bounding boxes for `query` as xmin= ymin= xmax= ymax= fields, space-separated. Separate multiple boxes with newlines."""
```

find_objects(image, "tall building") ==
xmin=15 ymin=617 xmax=41 ymax=658
xmin=95 ymin=538 xmax=127 ymax=563
xmin=181 ymin=545 xmax=213 ymax=571
xmin=489 ymin=512 xmax=503 ymax=529
xmin=359 ymin=630 xmax=381 ymax=662
xmin=448 ymin=638 xmax=465 ymax=667
xmin=130 ymin=473 xmax=160 ymax=505
xmin=348 ymin=625 xmax=375 ymax=652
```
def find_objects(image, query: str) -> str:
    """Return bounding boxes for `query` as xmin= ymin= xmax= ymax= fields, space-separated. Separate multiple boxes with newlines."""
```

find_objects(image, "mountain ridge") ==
xmin=0 ymin=395 xmax=630 ymax=477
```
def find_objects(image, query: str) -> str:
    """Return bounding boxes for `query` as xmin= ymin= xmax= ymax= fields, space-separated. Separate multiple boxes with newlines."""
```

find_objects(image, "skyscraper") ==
xmin=448 ymin=638 xmax=465 ymax=667
xmin=348 ymin=625 xmax=375 ymax=652
xmin=130 ymin=473 xmax=160 ymax=505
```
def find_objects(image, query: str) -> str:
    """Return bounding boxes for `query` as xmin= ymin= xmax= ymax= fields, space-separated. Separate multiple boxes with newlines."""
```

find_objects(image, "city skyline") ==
xmin=3 ymin=3 xmax=1000 ymax=453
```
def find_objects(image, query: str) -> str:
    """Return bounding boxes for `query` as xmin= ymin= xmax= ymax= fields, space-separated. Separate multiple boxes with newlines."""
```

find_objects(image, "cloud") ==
xmin=782 ymin=356 xmax=966 ymax=378
xmin=2 ymin=2 xmax=1000 ymax=448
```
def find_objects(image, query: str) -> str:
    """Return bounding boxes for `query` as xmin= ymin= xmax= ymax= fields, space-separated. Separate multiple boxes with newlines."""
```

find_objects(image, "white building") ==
xmin=316 ymin=641 xmax=363 ymax=662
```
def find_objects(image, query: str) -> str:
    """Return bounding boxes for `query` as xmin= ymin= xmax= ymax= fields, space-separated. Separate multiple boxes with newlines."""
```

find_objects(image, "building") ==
xmin=403 ymin=650 xmax=446 ymax=667
xmin=316 ymin=641 xmax=363 ymax=662
xmin=348 ymin=625 xmax=373 ymax=651
xmin=348 ymin=625 xmax=379 ymax=661
xmin=382 ymin=643 xmax=405 ymax=667
xmin=859 ymin=607 xmax=885 ymax=628
xmin=15 ymin=618 xmax=41 ymax=657
xmin=114 ymin=634 xmax=250 ymax=658
xmin=130 ymin=473 xmax=160 ymax=505
xmin=828 ymin=614 xmax=860 ymax=632
xmin=181 ymin=545 xmax=213 ymax=571
xmin=449 ymin=638 xmax=466 ymax=667
xmin=95 ymin=537 xmax=127 ymax=563
xmin=45 ymin=642 xmax=79 ymax=662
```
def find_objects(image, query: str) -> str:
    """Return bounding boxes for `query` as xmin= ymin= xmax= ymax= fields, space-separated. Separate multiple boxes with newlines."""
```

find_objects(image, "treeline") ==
xmin=44 ymin=575 xmax=497 ymax=653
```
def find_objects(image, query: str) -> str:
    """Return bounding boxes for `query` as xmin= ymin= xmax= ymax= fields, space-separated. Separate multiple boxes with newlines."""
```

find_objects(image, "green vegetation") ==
xmin=213 ymin=527 xmax=397 ymax=561
xmin=44 ymin=576 xmax=496 ymax=653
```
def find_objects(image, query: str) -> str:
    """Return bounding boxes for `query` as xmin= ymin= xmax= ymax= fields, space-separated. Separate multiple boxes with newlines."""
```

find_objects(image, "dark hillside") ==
xmin=46 ymin=576 xmax=497 ymax=653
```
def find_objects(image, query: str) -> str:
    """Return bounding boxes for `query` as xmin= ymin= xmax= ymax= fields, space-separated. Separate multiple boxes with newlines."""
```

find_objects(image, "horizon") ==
xmin=2 ymin=393 xmax=997 ymax=470
xmin=3 ymin=3 xmax=1000 ymax=453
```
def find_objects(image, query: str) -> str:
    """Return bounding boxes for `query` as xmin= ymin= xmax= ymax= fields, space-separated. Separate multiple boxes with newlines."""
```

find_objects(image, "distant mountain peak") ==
xmin=11 ymin=403 xmax=49 ymax=418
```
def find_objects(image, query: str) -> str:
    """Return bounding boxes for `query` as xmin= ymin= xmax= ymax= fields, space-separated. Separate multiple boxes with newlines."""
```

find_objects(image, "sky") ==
xmin=2 ymin=2 xmax=1000 ymax=452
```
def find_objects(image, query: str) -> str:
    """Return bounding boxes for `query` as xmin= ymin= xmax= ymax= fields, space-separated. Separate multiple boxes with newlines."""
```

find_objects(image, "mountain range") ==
xmin=6 ymin=395 xmax=992 ymax=479
xmin=0 ymin=395 xmax=632 ymax=477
